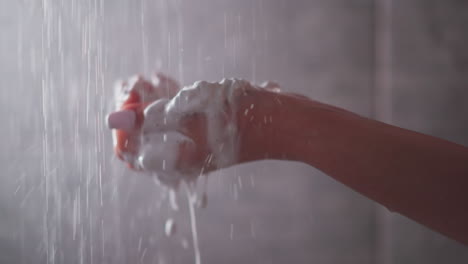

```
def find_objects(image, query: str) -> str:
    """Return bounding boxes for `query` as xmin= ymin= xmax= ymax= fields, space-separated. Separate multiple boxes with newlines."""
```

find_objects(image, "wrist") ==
xmin=236 ymin=87 xmax=303 ymax=163
xmin=235 ymin=86 xmax=275 ymax=163
xmin=236 ymin=87 xmax=365 ymax=166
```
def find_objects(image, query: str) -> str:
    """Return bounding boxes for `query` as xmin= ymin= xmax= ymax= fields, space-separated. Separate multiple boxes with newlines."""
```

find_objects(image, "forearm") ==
xmin=241 ymin=89 xmax=468 ymax=244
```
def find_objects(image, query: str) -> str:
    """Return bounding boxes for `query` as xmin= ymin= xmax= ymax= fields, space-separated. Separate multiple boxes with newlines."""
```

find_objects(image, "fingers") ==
xmin=142 ymin=98 xmax=173 ymax=132
xmin=141 ymin=97 xmax=211 ymax=173
xmin=171 ymin=80 xmax=241 ymax=169
xmin=139 ymin=80 xmax=232 ymax=175
xmin=139 ymin=95 xmax=208 ymax=176
xmin=138 ymin=132 xmax=194 ymax=172
xmin=143 ymin=82 xmax=217 ymax=134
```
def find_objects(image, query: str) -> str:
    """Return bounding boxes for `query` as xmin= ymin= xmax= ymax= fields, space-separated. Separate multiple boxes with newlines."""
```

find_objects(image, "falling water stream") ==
xmin=0 ymin=0 xmax=383 ymax=263
xmin=8 ymin=1 xmax=270 ymax=263
xmin=184 ymin=184 xmax=201 ymax=264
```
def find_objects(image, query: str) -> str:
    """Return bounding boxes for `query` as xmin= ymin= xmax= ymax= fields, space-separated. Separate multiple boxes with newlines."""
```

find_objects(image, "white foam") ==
xmin=137 ymin=78 xmax=250 ymax=187
xmin=185 ymin=184 xmax=201 ymax=264
xmin=138 ymin=132 xmax=191 ymax=173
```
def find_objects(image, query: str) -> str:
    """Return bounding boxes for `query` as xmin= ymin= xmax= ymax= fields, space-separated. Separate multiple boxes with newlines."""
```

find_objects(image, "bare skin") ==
xmin=235 ymin=87 xmax=468 ymax=246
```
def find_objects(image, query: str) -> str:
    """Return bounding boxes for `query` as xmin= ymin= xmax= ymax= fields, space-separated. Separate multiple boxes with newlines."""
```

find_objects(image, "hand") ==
xmin=107 ymin=73 xmax=272 ymax=187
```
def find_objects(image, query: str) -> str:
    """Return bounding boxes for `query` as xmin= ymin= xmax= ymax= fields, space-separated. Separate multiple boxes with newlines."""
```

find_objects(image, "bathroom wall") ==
xmin=0 ymin=0 xmax=467 ymax=263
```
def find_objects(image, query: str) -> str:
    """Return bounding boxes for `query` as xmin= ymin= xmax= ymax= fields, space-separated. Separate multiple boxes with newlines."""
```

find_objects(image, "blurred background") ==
xmin=1 ymin=0 xmax=468 ymax=263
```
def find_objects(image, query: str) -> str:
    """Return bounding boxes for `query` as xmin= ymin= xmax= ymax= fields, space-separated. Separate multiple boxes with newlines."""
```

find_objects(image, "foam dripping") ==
xmin=184 ymin=182 xmax=201 ymax=264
